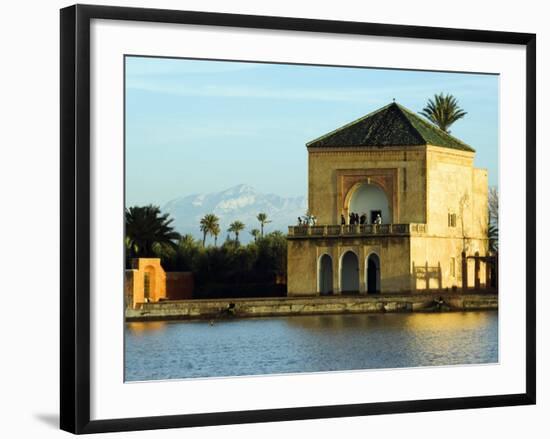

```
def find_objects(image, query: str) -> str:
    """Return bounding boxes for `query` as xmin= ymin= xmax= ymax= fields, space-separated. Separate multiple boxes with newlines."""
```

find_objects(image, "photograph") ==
xmin=0 ymin=0 xmax=542 ymax=436
xmin=123 ymin=56 xmax=500 ymax=382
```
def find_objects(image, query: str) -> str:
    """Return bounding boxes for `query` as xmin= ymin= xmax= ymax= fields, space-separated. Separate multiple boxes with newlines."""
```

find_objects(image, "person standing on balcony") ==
xmin=360 ymin=213 xmax=367 ymax=224
xmin=374 ymin=213 xmax=382 ymax=225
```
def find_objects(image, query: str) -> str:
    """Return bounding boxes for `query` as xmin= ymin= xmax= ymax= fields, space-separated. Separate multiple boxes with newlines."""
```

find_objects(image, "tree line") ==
xmin=125 ymin=205 xmax=286 ymax=298
xmin=198 ymin=212 xmax=271 ymax=246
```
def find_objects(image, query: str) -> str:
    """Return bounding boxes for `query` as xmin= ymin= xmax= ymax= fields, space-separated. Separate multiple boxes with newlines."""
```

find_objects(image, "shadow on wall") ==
xmin=412 ymin=261 xmax=443 ymax=290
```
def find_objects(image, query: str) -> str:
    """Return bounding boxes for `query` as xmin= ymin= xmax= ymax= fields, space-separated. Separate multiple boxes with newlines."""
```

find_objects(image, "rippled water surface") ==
xmin=125 ymin=311 xmax=498 ymax=381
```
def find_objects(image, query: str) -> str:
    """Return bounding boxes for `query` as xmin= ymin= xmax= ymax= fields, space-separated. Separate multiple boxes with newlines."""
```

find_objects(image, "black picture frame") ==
xmin=60 ymin=4 xmax=536 ymax=434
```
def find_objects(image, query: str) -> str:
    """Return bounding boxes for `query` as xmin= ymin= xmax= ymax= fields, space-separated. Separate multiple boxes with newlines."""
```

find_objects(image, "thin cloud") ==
xmin=127 ymin=75 xmax=493 ymax=104
xmin=126 ymin=57 xmax=265 ymax=76
xmin=128 ymin=80 xmax=386 ymax=104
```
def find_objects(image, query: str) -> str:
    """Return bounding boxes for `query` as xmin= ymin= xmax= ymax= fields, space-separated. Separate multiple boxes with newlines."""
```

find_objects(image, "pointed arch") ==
xmin=344 ymin=182 xmax=391 ymax=224
xmin=365 ymin=252 xmax=381 ymax=294
xmin=317 ymin=254 xmax=333 ymax=295
xmin=340 ymin=250 xmax=360 ymax=293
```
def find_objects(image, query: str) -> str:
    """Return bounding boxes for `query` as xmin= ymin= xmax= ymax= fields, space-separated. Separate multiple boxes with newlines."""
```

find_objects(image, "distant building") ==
xmin=125 ymin=258 xmax=194 ymax=308
xmin=287 ymin=102 xmax=492 ymax=295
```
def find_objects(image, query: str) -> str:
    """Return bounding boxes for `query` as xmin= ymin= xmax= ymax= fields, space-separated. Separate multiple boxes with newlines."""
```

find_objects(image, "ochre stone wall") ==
xmin=287 ymin=240 xmax=318 ymax=296
xmin=425 ymin=145 xmax=487 ymax=239
xmin=472 ymin=167 xmax=489 ymax=239
xmin=126 ymin=258 xmax=166 ymax=308
xmin=124 ymin=270 xmax=136 ymax=309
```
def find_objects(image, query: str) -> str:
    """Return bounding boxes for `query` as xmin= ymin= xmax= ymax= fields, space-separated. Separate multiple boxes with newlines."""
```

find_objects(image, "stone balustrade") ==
xmin=288 ymin=223 xmax=427 ymax=238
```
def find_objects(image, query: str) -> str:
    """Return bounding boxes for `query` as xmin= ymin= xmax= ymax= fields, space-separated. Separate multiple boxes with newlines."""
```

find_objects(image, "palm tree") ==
xmin=179 ymin=233 xmax=196 ymax=248
xmin=199 ymin=213 xmax=220 ymax=247
xmin=250 ymin=228 xmax=261 ymax=242
xmin=419 ymin=93 xmax=467 ymax=133
xmin=125 ymin=236 xmax=138 ymax=256
xmin=212 ymin=223 xmax=221 ymax=247
xmin=256 ymin=212 xmax=272 ymax=237
xmin=125 ymin=205 xmax=180 ymax=257
xmin=125 ymin=236 xmax=139 ymax=268
xmin=228 ymin=220 xmax=245 ymax=243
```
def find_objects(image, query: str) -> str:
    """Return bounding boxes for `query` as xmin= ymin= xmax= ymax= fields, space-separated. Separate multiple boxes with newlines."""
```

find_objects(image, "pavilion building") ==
xmin=286 ymin=102 xmax=491 ymax=295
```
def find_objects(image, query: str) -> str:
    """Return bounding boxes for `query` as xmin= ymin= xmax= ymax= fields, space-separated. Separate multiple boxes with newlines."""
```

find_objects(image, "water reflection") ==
xmin=127 ymin=321 xmax=167 ymax=335
xmin=125 ymin=311 xmax=498 ymax=381
xmin=285 ymin=312 xmax=492 ymax=332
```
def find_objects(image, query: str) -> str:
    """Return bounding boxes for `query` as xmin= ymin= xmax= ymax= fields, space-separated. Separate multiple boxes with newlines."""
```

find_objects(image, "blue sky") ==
xmin=125 ymin=56 xmax=499 ymax=206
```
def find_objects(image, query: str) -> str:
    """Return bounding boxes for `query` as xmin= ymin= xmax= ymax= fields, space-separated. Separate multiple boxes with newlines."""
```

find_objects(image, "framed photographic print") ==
xmin=60 ymin=4 xmax=536 ymax=434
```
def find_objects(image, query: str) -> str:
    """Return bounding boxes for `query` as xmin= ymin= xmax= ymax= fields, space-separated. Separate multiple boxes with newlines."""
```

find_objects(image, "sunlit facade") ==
xmin=287 ymin=102 xmax=491 ymax=295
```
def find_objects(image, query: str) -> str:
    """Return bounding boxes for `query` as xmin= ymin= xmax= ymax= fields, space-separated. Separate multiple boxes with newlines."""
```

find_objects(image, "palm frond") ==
xmin=419 ymin=93 xmax=467 ymax=133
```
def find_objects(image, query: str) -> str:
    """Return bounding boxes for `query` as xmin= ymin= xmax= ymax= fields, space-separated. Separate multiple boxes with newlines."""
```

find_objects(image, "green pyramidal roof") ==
xmin=307 ymin=102 xmax=474 ymax=152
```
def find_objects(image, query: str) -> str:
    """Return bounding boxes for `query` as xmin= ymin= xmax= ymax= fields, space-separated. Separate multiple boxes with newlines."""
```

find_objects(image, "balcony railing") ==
xmin=288 ymin=223 xmax=426 ymax=238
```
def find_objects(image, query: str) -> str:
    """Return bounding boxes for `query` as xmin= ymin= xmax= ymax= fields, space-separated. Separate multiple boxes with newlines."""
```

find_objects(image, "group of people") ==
xmin=297 ymin=215 xmax=317 ymax=226
xmin=344 ymin=212 xmax=366 ymax=225
xmin=296 ymin=212 xmax=383 ymax=226
xmin=341 ymin=212 xmax=383 ymax=225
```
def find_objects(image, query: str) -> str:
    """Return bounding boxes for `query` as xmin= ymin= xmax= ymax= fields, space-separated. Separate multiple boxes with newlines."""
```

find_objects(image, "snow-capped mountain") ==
xmin=162 ymin=184 xmax=307 ymax=244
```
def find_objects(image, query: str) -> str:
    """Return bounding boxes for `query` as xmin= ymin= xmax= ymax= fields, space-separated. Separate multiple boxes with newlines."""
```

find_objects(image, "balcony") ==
xmin=287 ymin=223 xmax=427 ymax=239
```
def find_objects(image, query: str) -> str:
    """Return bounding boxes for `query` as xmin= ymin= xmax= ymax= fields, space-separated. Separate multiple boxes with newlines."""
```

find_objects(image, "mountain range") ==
xmin=162 ymin=184 xmax=307 ymax=244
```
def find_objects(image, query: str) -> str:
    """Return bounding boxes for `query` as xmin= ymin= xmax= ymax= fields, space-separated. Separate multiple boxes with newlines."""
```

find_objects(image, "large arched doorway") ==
xmin=341 ymin=251 xmax=359 ymax=294
xmin=318 ymin=254 xmax=333 ymax=295
xmin=366 ymin=253 xmax=381 ymax=294
xmin=348 ymin=183 xmax=391 ymax=224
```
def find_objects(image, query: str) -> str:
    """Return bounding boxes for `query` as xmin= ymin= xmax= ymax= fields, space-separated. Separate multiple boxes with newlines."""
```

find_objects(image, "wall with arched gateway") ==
xmin=287 ymin=237 xmax=412 ymax=295
xmin=125 ymin=258 xmax=194 ymax=308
